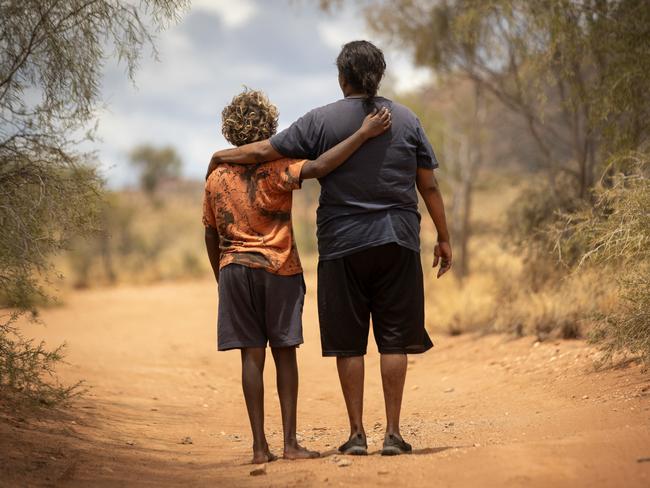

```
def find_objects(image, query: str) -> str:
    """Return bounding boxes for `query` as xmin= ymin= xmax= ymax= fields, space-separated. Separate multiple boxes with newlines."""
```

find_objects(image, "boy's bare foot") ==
xmin=283 ymin=444 xmax=320 ymax=460
xmin=251 ymin=449 xmax=278 ymax=464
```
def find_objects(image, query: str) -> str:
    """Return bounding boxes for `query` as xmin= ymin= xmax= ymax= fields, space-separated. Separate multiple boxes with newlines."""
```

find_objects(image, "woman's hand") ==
xmin=433 ymin=241 xmax=452 ymax=278
xmin=359 ymin=107 xmax=392 ymax=139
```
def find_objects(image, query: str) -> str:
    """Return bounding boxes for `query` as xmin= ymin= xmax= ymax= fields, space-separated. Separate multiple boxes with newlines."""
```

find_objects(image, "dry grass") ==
xmin=556 ymin=153 xmax=650 ymax=363
xmin=54 ymin=174 xmax=628 ymax=349
xmin=54 ymin=182 xmax=210 ymax=289
xmin=422 ymin=177 xmax=621 ymax=341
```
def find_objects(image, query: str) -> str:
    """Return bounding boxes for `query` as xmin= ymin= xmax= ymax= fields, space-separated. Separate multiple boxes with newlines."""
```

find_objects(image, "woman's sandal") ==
xmin=338 ymin=433 xmax=368 ymax=455
xmin=381 ymin=434 xmax=413 ymax=456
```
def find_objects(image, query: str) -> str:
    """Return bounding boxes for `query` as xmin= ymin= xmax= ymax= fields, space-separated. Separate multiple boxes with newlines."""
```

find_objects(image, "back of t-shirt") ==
xmin=270 ymin=96 xmax=438 ymax=260
xmin=202 ymin=158 xmax=306 ymax=275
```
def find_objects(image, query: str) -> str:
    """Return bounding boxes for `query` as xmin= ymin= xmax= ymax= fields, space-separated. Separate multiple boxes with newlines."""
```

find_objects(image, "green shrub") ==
xmin=506 ymin=174 xmax=584 ymax=289
xmin=0 ymin=0 xmax=186 ymax=406
xmin=0 ymin=314 xmax=82 ymax=406
xmin=555 ymin=153 xmax=650 ymax=364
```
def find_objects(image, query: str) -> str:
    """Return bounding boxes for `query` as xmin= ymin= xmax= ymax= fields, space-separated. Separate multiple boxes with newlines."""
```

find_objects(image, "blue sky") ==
xmin=95 ymin=0 xmax=431 ymax=186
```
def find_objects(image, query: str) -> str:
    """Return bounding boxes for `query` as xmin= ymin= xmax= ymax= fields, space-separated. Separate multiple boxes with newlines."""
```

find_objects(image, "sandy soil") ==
xmin=1 ymin=271 xmax=649 ymax=487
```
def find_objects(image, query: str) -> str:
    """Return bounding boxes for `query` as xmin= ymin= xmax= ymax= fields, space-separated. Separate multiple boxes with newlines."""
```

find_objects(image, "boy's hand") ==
xmin=359 ymin=107 xmax=391 ymax=139
xmin=433 ymin=240 xmax=452 ymax=278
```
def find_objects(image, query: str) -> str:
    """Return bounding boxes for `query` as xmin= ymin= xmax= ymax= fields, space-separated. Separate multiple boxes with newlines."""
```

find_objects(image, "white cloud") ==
xmin=191 ymin=0 xmax=258 ymax=28
xmin=386 ymin=52 xmax=433 ymax=93
xmin=317 ymin=19 xmax=369 ymax=50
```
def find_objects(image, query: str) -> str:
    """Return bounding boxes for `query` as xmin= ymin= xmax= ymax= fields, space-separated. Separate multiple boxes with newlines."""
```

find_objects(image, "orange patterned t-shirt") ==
xmin=202 ymin=158 xmax=306 ymax=276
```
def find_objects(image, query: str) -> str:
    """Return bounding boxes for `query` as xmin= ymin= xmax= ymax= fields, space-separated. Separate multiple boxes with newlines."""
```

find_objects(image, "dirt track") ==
xmin=2 ymin=271 xmax=650 ymax=487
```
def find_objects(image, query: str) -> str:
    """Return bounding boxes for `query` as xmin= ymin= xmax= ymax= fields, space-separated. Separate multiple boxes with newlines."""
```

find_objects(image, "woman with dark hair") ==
xmin=336 ymin=40 xmax=386 ymax=109
xmin=207 ymin=40 xmax=452 ymax=457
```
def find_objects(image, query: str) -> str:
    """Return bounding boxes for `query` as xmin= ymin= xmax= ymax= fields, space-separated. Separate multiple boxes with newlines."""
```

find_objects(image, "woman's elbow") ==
xmin=300 ymin=161 xmax=325 ymax=180
xmin=417 ymin=184 xmax=438 ymax=198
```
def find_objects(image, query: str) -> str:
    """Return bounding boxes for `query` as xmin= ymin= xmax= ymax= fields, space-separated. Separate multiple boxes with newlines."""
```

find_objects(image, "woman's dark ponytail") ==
xmin=336 ymin=40 xmax=386 ymax=112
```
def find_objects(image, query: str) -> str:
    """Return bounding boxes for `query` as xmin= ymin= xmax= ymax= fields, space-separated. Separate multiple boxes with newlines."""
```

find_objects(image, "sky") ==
xmin=95 ymin=0 xmax=432 ymax=187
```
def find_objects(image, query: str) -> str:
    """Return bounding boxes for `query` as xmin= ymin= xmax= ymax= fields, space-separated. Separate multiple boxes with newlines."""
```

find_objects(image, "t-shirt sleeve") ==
xmin=202 ymin=186 xmax=217 ymax=228
xmin=270 ymin=110 xmax=319 ymax=160
xmin=415 ymin=119 xmax=439 ymax=169
xmin=265 ymin=159 xmax=306 ymax=193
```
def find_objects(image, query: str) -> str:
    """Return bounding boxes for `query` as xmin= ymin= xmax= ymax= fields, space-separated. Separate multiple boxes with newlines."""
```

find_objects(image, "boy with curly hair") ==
xmin=203 ymin=88 xmax=390 ymax=464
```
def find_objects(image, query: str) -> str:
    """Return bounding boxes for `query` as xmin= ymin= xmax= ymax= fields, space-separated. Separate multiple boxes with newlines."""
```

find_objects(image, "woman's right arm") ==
xmin=206 ymin=140 xmax=282 ymax=179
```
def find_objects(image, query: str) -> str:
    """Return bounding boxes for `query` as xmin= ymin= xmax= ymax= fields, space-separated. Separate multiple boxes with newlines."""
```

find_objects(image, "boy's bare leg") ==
xmin=380 ymin=353 xmax=407 ymax=439
xmin=241 ymin=347 xmax=276 ymax=464
xmin=271 ymin=346 xmax=319 ymax=459
xmin=336 ymin=356 xmax=367 ymax=446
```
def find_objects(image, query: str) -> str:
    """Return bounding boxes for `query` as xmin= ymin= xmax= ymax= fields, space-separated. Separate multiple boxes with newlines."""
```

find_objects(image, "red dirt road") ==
xmin=2 ymin=272 xmax=649 ymax=487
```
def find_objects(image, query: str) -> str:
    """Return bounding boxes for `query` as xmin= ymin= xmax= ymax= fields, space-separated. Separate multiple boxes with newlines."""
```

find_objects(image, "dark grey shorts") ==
xmin=217 ymin=264 xmax=305 ymax=351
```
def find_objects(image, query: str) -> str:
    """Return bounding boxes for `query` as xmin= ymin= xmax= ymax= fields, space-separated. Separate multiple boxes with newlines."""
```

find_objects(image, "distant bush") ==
xmin=129 ymin=145 xmax=182 ymax=205
xmin=506 ymin=174 xmax=584 ymax=289
xmin=66 ymin=187 xmax=211 ymax=286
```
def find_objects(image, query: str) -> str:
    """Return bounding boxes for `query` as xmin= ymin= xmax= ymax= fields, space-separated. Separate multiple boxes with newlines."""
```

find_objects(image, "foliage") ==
xmin=0 ymin=0 xmax=187 ymax=404
xmin=554 ymin=154 xmax=649 ymax=268
xmin=335 ymin=0 xmax=650 ymax=195
xmin=554 ymin=153 xmax=650 ymax=363
xmin=422 ymin=180 xmax=615 ymax=341
xmin=0 ymin=313 xmax=81 ymax=406
xmin=129 ymin=144 xmax=182 ymax=199
xmin=66 ymin=187 xmax=210 ymax=287
xmin=505 ymin=174 xmax=583 ymax=288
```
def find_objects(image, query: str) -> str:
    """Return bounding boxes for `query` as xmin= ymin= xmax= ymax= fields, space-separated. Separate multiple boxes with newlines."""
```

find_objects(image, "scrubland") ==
xmin=55 ymin=174 xmax=623 ymax=353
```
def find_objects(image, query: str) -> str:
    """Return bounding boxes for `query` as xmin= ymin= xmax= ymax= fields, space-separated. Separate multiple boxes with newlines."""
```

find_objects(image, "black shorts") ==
xmin=317 ymin=243 xmax=433 ymax=356
xmin=217 ymin=264 xmax=305 ymax=351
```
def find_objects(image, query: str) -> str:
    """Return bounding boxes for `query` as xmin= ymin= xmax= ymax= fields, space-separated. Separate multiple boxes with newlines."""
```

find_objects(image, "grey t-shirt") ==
xmin=270 ymin=96 xmax=438 ymax=260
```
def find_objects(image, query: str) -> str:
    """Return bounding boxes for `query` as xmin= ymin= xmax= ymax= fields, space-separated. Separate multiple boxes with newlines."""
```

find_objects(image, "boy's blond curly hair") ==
xmin=221 ymin=88 xmax=279 ymax=146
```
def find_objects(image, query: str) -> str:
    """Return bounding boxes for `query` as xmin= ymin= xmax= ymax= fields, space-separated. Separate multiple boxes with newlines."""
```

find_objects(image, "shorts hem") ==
xmin=218 ymin=342 xmax=266 ymax=351
xmin=322 ymin=349 xmax=367 ymax=357
xmin=269 ymin=339 xmax=304 ymax=349
xmin=377 ymin=344 xmax=434 ymax=355
xmin=219 ymin=339 xmax=304 ymax=351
